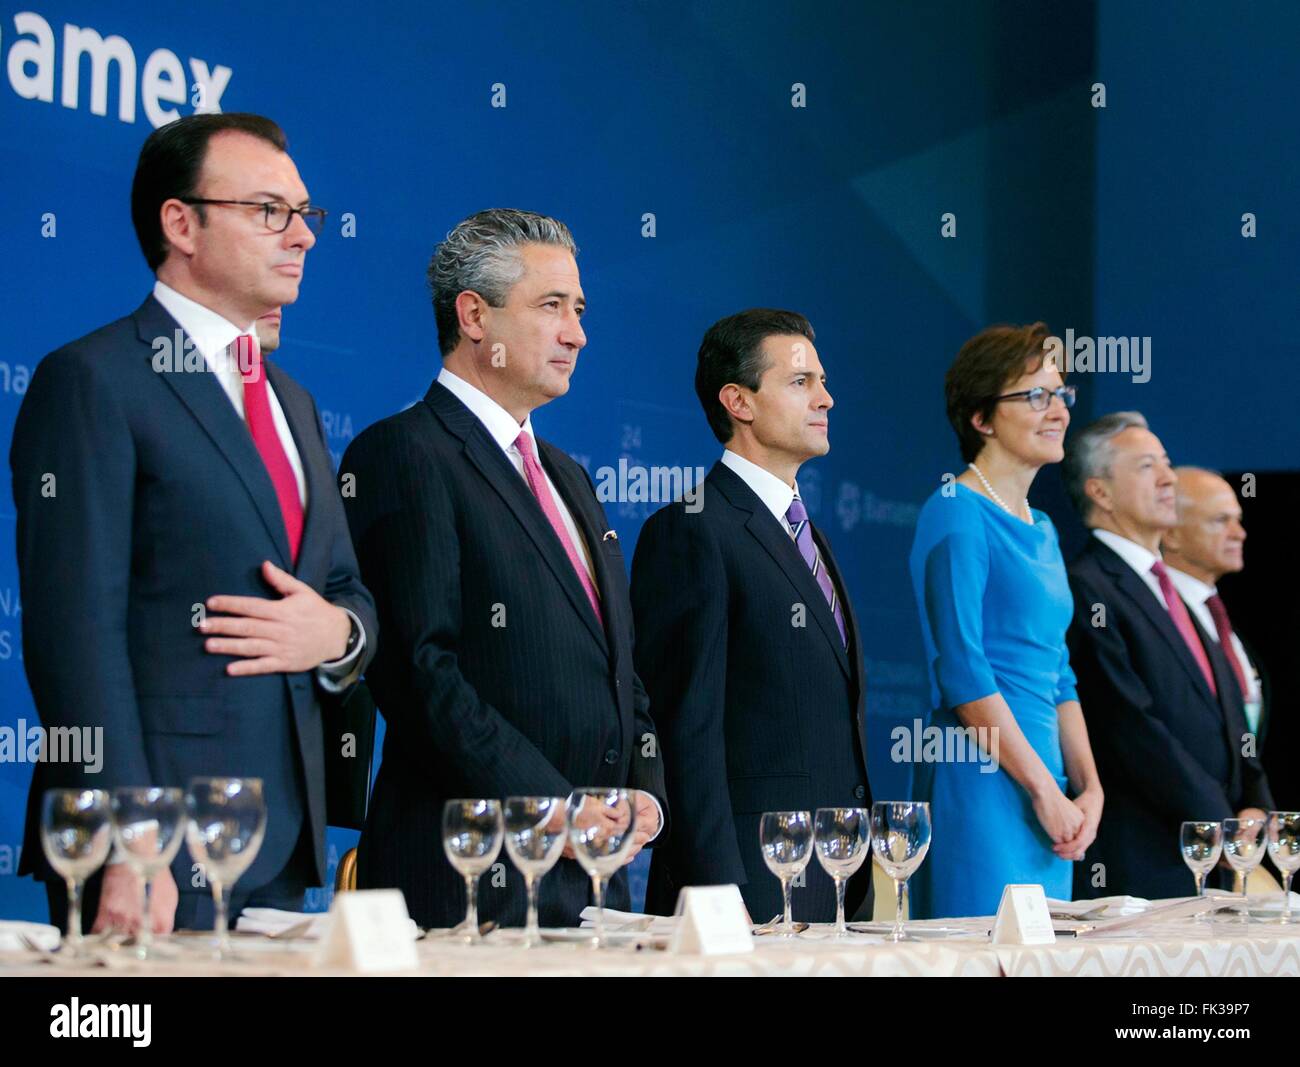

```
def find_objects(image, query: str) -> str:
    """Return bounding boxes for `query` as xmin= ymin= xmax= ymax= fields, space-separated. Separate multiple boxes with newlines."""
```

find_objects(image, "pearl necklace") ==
xmin=968 ymin=462 xmax=1031 ymax=521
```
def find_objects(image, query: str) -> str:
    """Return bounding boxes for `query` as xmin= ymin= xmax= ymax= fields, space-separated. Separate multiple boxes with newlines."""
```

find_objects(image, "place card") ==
xmin=669 ymin=885 xmax=754 ymax=955
xmin=991 ymin=884 xmax=1057 ymax=945
xmin=313 ymin=889 xmax=420 ymax=972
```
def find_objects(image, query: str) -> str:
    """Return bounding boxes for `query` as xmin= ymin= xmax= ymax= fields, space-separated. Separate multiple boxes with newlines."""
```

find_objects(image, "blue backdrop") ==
xmin=1 ymin=1 xmax=1296 ymax=921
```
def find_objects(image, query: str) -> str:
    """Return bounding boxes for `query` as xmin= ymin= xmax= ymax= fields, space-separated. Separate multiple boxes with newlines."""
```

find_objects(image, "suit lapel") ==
xmin=1092 ymin=541 xmax=1216 ymax=702
xmin=425 ymin=383 xmax=607 ymax=653
xmin=135 ymin=297 xmax=292 ymax=568
xmin=539 ymin=441 xmax=618 ymax=656
xmin=712 ymin=464 xmax=850 ymax=678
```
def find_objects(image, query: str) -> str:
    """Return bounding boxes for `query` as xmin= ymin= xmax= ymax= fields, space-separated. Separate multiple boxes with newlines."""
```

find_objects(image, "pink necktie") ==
xmin=1150 ymin=560 xmax=1216 ymax=696
xmin=514 ymin=431 xmax=602 ymax=625
xmin=1206 ymin=594 xmax=1250 ymax=698
xmin=234 ymin=334 xmax=303 ymax=563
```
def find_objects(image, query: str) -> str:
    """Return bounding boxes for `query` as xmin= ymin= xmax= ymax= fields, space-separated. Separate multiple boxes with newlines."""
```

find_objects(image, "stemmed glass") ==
xmin=1266 ymin=812 xmax=1300 ymax=924
xmin=1180 ymin=820 xmax=1223 ymax=922
xmin=870 ymin=801 xmax=931 ymax=942
xmin=185 ymin=777 xmax=267 ymax=958
xmin=567 ymin=787 xmax=638 ymax=948
xmin=110 ymin=787 xmax=186 ymax=959
xmin=503 ymin=796 xmax=567 ymax=947
xmin=1221 ymin=816 xmax=1265 ymax=923
xmin=813 ymin=807 xmax=870 ymax=938
xmin=442 ymin=799 xmax=503 ymax=943
xmin=39 ymin=789 xmax=112 ymax=956
xmin=759 ymin=810 xmax=813 ymax=938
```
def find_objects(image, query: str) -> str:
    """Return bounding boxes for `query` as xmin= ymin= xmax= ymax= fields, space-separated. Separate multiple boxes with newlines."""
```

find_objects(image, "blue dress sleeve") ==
xmin=1054 ymin=641 xmax=1079 ymax=705
xmin=921 ymin=520 xmax=999 ymax=708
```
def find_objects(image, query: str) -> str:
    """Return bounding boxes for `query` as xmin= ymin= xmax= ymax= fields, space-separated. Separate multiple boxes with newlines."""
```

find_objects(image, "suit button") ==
xmin=854 ymin=785 xmax=866 ymax=801
xmin=604 ymin=749 xmax=619 ymax=765
xmin=615 ymin=678 xmax=622 ymax=690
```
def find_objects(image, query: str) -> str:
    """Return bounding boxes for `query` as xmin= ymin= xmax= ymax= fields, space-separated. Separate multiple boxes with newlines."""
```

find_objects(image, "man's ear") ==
xmin=159 ymin=199 xmax=198 ymax=259
xmin=455 ymin=290 xmax=489 ymax=344
xmin=1084 ymin=476 xmax=1113 ymax=517
xmin=718 ymin=383 xmax=753 ymax=431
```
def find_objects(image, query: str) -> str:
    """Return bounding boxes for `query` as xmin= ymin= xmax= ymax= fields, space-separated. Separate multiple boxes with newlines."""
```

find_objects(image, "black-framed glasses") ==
xmin=178 ymin=198 xmax=328 ymax=234
xmin=994 ymin=385 xmax=1076 ymax=411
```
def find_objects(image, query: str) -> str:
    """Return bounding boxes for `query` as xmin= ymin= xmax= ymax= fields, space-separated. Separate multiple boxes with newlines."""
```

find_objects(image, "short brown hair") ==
xmin=945 ymin=322 xmax=1059 ymax=463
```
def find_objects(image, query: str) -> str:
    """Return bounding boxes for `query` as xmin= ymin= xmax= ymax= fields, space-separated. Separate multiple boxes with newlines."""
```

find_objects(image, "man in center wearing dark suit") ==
xmin=340 ymin=209 xmax=666 ymax=930
xmin=1063 ymin=412 xmax=1273 ymax=900
xmin=631 ymin=309 xmax=872 ymax=922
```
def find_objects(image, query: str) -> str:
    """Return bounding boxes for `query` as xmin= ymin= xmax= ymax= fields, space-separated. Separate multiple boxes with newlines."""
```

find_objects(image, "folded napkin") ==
xmin=1046 ymin=895 xmax=1150 ymax=918
xmin=1243 ymin=891 xmax=1300 ymax=914
xmin=0 ymin=920 xmax=61 ymax=952
xmin=235 ymin=907 xmax=328 ymax=938
xmin=578 ymin=906 xmax=677 ymax=934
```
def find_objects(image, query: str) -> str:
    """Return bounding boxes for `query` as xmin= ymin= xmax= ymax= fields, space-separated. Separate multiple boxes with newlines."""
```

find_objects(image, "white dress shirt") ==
xmin=721 ymin=449 xmax=800 ymax=535
xmin=1092 ymin=528 xmax=1167 ymax=606
xmin=1166 ymin=565 xmax=1265 ymax=730
xmin=153 ymin=281 xmax=307 ymax=507
xmin=437 ymin=367 xmax=596 ymax=583
xmin=152 ymin=280 xmax=363 ymax=686
xmin=437 ymin=367 xmax=662 ymax=839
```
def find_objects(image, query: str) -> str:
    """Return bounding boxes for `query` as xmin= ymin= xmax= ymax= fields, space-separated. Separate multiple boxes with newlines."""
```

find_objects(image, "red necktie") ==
xmin=1206 ymin=593 xmax=1250 ymax=698
xmin=514 ymin=430 xmax=602 ymax=625
xmin=234 ymin=334 xmax=303 ymax=563
xmin=1150 ymin=560 xmax=1216 ymax=695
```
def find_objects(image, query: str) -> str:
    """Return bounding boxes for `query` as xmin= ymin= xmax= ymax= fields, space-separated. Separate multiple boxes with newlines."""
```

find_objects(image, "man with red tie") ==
xmin=1062 ymin=413 xmax=1273 ymax=899
xmin=1162 ymin=467 xmax=1268 ymax=747
xmin=340 ymin=209 xmax=665 ymax=929
xmin=10 ymin=114 xmax=376 ymax=934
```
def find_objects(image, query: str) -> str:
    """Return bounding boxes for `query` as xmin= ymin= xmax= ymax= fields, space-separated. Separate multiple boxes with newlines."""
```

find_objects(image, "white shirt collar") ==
xmin=721 ymin=449 xmax=799 ymax=525
xmin=436 ymin=366 xmax=535 ymax=452
xmin=152 ymin=279 xmax=255 ymax=364
xmin=1092 ymin=528 xmax=1162 ymax=577
xmin=1165 ymin=565 xmax=1217 ymax=608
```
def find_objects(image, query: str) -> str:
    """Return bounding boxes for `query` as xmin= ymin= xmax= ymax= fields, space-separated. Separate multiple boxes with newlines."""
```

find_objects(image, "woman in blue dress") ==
xmin=908 ymin=323 xmax=1104 ymax=919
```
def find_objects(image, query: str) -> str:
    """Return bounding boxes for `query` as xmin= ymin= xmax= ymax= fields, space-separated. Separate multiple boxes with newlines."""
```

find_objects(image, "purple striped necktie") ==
xmin=785 ymin=496 xmax=847 ymax=647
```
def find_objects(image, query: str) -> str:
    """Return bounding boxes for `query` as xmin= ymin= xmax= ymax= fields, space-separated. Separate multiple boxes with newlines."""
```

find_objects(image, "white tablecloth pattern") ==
xmin=3 ymin=916 xmax=1299 ymax=976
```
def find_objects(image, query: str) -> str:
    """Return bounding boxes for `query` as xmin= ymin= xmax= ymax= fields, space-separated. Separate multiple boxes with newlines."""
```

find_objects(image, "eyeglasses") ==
xmin=178 ymin=198 xmax=328 ymax=234
xmin=993 ymin=385 xmax=1076 ymax=411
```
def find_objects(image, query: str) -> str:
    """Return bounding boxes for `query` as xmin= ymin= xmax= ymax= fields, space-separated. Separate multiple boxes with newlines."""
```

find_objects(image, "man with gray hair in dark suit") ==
xmin=341 ymin=209 xmax=666 ymax=930
xmin=1062 ymin=412 xmax=1272 ymax=899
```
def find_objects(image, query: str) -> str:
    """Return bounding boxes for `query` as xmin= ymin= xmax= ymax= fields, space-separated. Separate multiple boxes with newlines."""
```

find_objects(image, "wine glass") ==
xmin=1267 ymin=812 xmax=1300 ymax=923
xmin=111 ymin=787 xmax=186 ymax=959
xmin=814 ymin=807 xmax=870 ymax=938
xmin=442 ymin=799 xmax=503 ymax=943
xmin=567 ymin=788 xmax=638 ymax=948
xmin=759 ymin=810 xmax=813 ymax=938
xmin=503 ymin=796 xmax=567 ymax=947
xmin=870 ymin=801 xmax=931 ymax=942
xmin=39 ymin=789 xmax=112 ymax=956
xmin=1180 ymin=820 xmax=1223 ymax=922
xmin=185 ymin=777 xmax=267 ymax=958
xmin=1221 ymin=817 xmax=1265 ymax=923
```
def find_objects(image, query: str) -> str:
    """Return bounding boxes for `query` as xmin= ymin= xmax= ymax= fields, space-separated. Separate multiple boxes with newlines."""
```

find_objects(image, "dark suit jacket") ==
xmin=10 ymin=295 xmax=377 ymax=898
xmin=339 ymin=380 xmax=667 ymax=929
xmin=1066 ymin=537 xmax=1273 ymax=900
xmin=631 ymin=461 xmax=871 ymax=922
